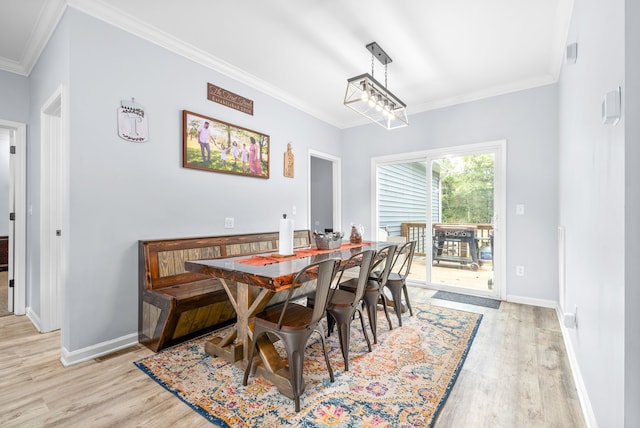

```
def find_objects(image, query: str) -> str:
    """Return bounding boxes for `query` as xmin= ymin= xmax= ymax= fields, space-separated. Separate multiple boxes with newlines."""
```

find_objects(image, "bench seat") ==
xmin=139 ymin=230 xmax=312 ymax=352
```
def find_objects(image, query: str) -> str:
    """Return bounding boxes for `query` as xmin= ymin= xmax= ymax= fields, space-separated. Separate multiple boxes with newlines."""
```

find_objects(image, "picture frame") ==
xmin=182 ymin=110 xmax=269 ymax=178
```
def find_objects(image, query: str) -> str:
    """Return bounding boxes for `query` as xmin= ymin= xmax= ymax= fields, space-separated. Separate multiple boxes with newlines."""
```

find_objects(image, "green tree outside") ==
xmin=439 ymin=154 xmax=494 ymax=224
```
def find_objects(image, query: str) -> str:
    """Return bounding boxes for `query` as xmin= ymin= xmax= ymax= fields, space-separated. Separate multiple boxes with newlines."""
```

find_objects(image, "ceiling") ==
xmin=0 ymin=0 xmax=574 ymax=129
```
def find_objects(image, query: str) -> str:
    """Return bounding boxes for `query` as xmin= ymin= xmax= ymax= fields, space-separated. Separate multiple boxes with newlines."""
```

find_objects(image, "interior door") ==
xmin=0 ymin=120 xmax=26 ymax=315
xmin=7 ymin=128 xmax=15 ymax=312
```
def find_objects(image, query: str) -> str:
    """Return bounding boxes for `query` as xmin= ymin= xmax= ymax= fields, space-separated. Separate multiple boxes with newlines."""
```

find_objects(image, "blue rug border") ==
xmin=134 ymin=305 xmax=483 ymax=428
xmin=133 ymin=359 xmax=230 ymax=427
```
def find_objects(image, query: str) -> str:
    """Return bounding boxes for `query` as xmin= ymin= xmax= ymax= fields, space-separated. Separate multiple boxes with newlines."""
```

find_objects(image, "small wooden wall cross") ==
xmin=284 ymin=143 xmax=294 ymax=178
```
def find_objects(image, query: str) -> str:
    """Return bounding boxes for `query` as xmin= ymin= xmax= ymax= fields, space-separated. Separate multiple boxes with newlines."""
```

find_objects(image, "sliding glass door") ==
xmin=376 ymin=161 xmax=429 ymax=283
xmin=428 ymin=152 xmax=495 ymax=293
xmin=374 ymin=141 xmax=504 ymax=298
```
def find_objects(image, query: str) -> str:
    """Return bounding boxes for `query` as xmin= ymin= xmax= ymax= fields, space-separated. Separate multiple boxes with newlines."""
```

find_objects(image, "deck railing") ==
xmin=400 ymin=222 xmax=493 ymax=257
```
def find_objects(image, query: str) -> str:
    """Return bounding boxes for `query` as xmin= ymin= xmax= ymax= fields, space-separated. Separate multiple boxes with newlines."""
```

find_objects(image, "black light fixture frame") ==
xmin=343 ymin=41 xmax=409 ymax=129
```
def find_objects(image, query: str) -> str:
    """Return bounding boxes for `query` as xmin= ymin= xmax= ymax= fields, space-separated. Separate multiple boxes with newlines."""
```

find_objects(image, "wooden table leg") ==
xmin=204 ymin=279 xmax=295 ymax=399
xmin=205 ymin=280 xmax=275 ymax=366
xmin=205 ymin=278 xmax=242 ymax=362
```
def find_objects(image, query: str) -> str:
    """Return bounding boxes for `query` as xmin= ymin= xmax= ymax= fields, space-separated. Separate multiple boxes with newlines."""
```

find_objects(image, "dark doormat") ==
xmin=432 ymin=291 xmax=501 ymax=309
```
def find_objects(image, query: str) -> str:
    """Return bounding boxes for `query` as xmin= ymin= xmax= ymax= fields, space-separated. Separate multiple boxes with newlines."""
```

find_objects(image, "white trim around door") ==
xmin=371 ymin=139 xmax=507 ymax=301
xmin=1 ymin=120 xmax=26 ymax=315
xmin=308 ymin=150 xmax=342 ymax=234
xmin=39 ymin=84 xmax=67 ymax=333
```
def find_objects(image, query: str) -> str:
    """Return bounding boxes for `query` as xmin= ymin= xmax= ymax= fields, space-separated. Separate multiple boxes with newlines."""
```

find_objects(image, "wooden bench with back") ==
xmin=138 ymin=230 xmax=312 ymax=352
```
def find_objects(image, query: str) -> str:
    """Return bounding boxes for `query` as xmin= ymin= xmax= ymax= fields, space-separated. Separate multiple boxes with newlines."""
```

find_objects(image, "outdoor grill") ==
xmin=432 ymin=224 xmax=481 ymax=271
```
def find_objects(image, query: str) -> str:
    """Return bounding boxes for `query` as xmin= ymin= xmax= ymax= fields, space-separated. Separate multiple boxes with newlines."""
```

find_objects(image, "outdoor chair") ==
xmin=242 ymin=258 xmax=341 ymax=412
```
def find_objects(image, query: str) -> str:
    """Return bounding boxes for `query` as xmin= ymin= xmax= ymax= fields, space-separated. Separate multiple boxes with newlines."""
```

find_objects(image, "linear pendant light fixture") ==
xmin=344 ymin=42 xmax=408 ymax=129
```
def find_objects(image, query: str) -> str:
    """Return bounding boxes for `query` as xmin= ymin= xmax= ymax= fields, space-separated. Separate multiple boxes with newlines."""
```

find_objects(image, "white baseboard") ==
xmin=25 ymin=306 xmax=42 ymax=332
xmin=555 ymin=305 xmax=598 ymax=428
xmin=60 ymin=333 xmax=139 ymax=367
xmin=505 ymin=294 xmax=556 ymax=308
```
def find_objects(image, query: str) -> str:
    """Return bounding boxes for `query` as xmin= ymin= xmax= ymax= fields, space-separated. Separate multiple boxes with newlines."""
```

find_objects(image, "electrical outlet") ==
xmin=515 ymin=265 xmax=525 ymax=276
xmin=292 ymin=205 xmax=296 ymax=215
xmin=563 ymin=306 xmax=578 ymax=328
xmin=516 ymin=204 xmax=525 ymax=215
xmin=224 ymin=217 xmax=234 ymax=228
xmin=563 ymin=313 xmax=576 ymax=328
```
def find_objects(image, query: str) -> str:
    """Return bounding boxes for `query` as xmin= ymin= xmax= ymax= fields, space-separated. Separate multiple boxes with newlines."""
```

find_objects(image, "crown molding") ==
xmin=341 ymin=74 xmax=558 ymax=130
xmin=0 ymin=57 xmax=27 ymax=76
xmin=411 ymin=75 xmax=558 ymax=117
xmin=20 ymin=0 xmax=66 ymax=76
xmin=3 ymin=0 xmax=571 ymax=130
xmin=0 ymin=0 xmax=65 ymax=76
xmin=66 ymin=0 xmax=341 ymax=128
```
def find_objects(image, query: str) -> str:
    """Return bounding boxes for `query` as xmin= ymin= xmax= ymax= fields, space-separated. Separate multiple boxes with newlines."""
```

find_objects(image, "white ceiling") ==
xmin=0 ymin=0 xmax=574 ymax=129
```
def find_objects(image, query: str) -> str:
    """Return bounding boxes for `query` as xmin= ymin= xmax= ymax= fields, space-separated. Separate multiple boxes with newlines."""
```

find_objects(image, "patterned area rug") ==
xmin=135 ymin=304 xmax=482 ymax=427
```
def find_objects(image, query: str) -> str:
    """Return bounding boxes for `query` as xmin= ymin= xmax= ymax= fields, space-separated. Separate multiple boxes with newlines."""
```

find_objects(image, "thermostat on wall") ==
xmin=602 ymin=87 xmax=621 ymax=126
xmin=565 ymin=42 xmax=578 ymax=64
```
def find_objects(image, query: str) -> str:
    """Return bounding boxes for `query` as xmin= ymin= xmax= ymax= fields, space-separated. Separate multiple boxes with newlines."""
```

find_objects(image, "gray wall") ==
xmin=559 ymin=0 xmax=638 ymax=426
xmin=341 ymin=84 xmax=559 ymax=303
xmin=28 ymin=9 xmax=341 ymax=352
xmin=0 ymin=69 xmax=29 ymax=239
xmin=625 ymin=2 xmax=640 ymax=426
xmin=0 ymin=69 xmax=29 ymax=123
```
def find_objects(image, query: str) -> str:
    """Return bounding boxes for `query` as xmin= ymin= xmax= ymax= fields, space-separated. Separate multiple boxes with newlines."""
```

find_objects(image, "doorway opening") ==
xmin=1 ymin=128 xmax=10 ymax=316
xmin=308 ymin=150 xmax=341 ymax=235
xmin=0 ymin=120 xmax=27 ymax=317
xmin=373 ymin=140 xmax=505 ymax=299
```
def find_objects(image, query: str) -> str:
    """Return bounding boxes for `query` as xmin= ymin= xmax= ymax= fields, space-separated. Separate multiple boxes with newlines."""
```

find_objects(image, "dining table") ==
xmin=184 ymin=240 xmax=387 ymax=399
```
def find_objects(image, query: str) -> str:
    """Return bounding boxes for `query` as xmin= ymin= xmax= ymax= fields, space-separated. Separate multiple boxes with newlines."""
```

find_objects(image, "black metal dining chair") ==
xmin=322 ymin=249 xmax=376 ymax=372
xmin=242 ymin=258 xmax=340 ymax=412
xmin=339 ymin=244 xmax=397 ymax=344
xmin=384 ymin=240 xmax=416 ymax=326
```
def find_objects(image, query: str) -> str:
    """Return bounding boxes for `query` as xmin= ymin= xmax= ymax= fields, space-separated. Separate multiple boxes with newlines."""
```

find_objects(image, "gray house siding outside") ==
xmin=377 ymin=162 xmax=440 ymax=239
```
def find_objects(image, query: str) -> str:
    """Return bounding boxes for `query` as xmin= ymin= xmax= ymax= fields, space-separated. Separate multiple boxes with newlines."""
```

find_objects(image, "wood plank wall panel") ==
xmin=142 ymin=302 xmax=161 ymax=340
xmin=157 ymin=246 xmax=222 ymax=277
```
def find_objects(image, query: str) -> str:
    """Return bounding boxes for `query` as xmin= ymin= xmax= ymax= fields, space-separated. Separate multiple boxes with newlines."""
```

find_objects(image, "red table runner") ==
xmin=236 ymin=242 xmax=372 ymax=266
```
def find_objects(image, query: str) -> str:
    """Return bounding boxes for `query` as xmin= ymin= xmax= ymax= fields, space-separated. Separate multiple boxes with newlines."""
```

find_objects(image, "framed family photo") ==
xmin=182 ymin=110 xmax=269 ymax=178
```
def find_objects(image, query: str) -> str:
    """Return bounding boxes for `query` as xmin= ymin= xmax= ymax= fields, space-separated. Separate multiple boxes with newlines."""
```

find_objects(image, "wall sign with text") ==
xmin=207 ymin=83 xmax=254 ymax=115
xmin=117 ymin=98 xmax=148 ymax=142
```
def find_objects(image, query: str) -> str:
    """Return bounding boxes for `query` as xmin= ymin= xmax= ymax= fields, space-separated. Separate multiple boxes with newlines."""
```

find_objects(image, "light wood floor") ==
xmin=0 ymin=287 xmax=585 ymax=427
